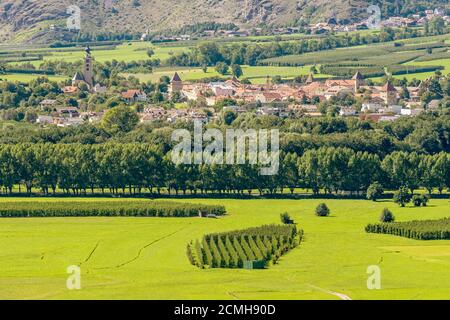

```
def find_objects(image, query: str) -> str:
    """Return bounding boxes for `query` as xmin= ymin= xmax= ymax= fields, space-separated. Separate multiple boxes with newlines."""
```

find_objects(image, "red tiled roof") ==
xmin=121 ymin=90 xmax=142 ymax=99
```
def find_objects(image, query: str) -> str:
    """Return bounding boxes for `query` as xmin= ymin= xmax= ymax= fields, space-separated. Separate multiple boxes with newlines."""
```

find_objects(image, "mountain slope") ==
xmin=0 ymin=0 xmax=448 ymax=43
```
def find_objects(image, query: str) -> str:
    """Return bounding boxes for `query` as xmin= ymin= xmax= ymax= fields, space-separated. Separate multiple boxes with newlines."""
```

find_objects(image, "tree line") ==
xmin=0 ymin=143 xmax=447 ymax=196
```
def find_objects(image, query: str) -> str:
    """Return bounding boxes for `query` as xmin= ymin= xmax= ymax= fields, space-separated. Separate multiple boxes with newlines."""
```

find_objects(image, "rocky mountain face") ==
xmin=0 ymin=0 xmax=447 ymax=43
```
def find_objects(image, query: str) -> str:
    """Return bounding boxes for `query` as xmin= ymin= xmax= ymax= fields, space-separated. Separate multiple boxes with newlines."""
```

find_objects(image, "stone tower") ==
xmin=352 ymin=71 xmax=364 ymax=92
xmin=83 ymin=46 xmax=94 ymax=89
xmin=381 ymin=81 xmax=398 ymax=105
xmin=170 ymin=72 xmax=183 ymax=94
xmin=305 ymin=73 xmax=314 ymax=84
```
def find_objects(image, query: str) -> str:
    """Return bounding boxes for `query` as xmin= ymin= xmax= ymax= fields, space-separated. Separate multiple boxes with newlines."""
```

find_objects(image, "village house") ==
xmin=80 ymin=111 xmax=103 ymax=123
xmin=359 ymin=113 xmax=398 ymax=123
xmin=400 ymin=108 xmax=423 ymax=116
xmin=36 ymin=115 xmax=54 ymax=125
xmin=339 ymin=107 xmax=357 ymax=116
xmin=140 ymin=107 xmax=167 ymax=122
xmin=210 ymin=82 xmax=235 ymax=96
xmin=288 ymin=104 xmax=318 ymax=113
xmin=53 ymin=117 xmax=84 ymax=127
xmin=257 ymin=106 xmax=289 ymax=118
xmin=121 ymin=90 xmax=147 ymax=103
xmin=427 ymin=99 xmax=442 ymax=110
xmin=222 ymin=105 xmax=247 ymax=114
xmin=55 ymin=107 xmax=80 ymax=118
xmin=361 ymin=103 xmax=383 ymax=113
xmin=377 ymin=105 xmax=402 ymax=115
xmin=255 ymin=92 xmax=283 ymax=104
xmin=40 ymin=99 xmax=58 ymax=109
xmin=94 ymin=83 xmax=107 ymax=94
xmin=62 ymin=86 xmax=79 ymax=94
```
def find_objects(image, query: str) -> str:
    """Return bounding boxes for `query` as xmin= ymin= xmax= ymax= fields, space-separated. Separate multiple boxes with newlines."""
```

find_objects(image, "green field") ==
xmin=1 ymin=198 xmax=449 ymax=300
xmin=3 ymin=33 xmax=449 ymax=84
xmin=0 ymin=73 xmax=68 ymax=83
xmin=7 ymin=41 xmax=188 ymax=68
xmin=372 ymin=57 xmax=450 ymax=81
xmin=126 ymin=65 xmax=329 ymax=84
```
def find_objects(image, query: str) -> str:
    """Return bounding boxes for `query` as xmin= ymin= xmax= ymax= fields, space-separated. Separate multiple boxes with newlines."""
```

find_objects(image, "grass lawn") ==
xmin=127 ymin=65 xmax=328 ymax=84
xmin=10 ymin=42 xmax=189 ymax=68
xmin=0 ymin=73 xmax=68 ymax=83
xmin=0 ymin=198 xmax=449 ymax=300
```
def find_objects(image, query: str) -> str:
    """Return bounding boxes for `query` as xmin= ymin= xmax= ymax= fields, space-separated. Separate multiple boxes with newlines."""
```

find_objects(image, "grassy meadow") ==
xmin=0 ymin=73 xmax=68 ymax=83
xmin=1 ymin=32 xmax=448 ymax=85
xmin=0 ymin=197 xmax=449 ymax=300
xmin=125 ymin=65 xmax=329 ymax=84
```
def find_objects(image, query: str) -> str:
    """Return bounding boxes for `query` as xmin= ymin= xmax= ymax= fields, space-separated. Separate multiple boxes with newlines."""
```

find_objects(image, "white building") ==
xmin=36 ymin=115 xmax=54 ymax=125
xmin=361 ymin=103 xmax=383 ymax=113
xmin=339 ymin=107 xmax=357 ymax=116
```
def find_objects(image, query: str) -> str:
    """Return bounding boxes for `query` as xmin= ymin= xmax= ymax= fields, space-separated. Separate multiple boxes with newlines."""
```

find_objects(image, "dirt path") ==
xmin=94 ymin=226 xmax=187 ymax=270
xmin=307 ymin=284 xmax=352 ymax=300
xmin=81 ymin=241 xmax=100 ymax=265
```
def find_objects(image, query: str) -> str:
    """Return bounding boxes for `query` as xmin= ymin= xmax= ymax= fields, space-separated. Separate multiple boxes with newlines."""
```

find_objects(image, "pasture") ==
xmin=0 ymin=73 xmax=68 ymax=83
xmin=0 ymin=198 xmax=449 ymax=300
xmin=2 ymin=32 xmax=449 ymax=84
xmin=126 ymin=65 xmax=329 ymax=84
xmin=6 ymin=41 xmax=189 ymax=67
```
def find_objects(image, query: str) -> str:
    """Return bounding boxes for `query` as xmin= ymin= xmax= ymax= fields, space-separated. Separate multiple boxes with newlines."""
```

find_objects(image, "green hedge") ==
xmin=0 ymin=201 xmax=226 ymax=218
xmin=365 ymin=218 xmax=450 ymax=240
xmin=188 ymin=224 xmax=303 ymax=269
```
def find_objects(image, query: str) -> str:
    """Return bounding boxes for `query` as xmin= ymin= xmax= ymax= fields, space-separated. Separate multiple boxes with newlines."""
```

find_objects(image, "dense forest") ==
xmin=0 ymin=110 xmax=448 ymax=196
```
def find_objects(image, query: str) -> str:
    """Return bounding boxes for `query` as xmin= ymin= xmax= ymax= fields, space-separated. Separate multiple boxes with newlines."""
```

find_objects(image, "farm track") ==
xmin=307 ymin=284 xmax=352 ymax=300
xmin=93 ymin=225 xmax=189 ymax=270
xmin=81 ymin=241 xmax=100 ymax=265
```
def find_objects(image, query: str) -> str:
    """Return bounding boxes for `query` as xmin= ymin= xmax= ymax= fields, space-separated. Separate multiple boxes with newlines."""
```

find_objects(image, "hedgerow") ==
xmin=188 ymin=224 xmax=303 ymax=269
xmin=0 ymin=201 xmax=226 ymax=218
xmin=365 ymin=218 xmax=450 ymax=240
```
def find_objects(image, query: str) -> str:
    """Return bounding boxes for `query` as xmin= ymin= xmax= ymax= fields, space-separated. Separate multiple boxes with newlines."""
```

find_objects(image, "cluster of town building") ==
xmin=155 ymin=71 xmax=436 ymax=123
xmin=36 ymin=43 xmax=440 ymax=127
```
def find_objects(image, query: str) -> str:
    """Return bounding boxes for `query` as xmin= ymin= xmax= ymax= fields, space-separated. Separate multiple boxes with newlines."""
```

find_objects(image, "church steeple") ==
xmin=83 ymin=46 xmax=94 ymax=89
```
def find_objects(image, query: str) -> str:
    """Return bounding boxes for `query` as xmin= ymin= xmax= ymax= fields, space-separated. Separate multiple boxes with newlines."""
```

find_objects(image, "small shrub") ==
xmin=315 ymin=203 xmax=330 ymax=217
xmin=380 ymin=208 xmax=395 ymax=223
xmin=412 ymin=194 xmax=430 ymax=207
xmin=412 ymin=195 xmax=422 ymax=207
xmin=367 ymin=182 xmax=384 ymax=201
xmin=393 ymin=186 xmax=411 ymax=207
xmin=421 ymin=194 xmax=430 ymax=206
xmin=280 ymin=212 xmax=294 ymax=224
